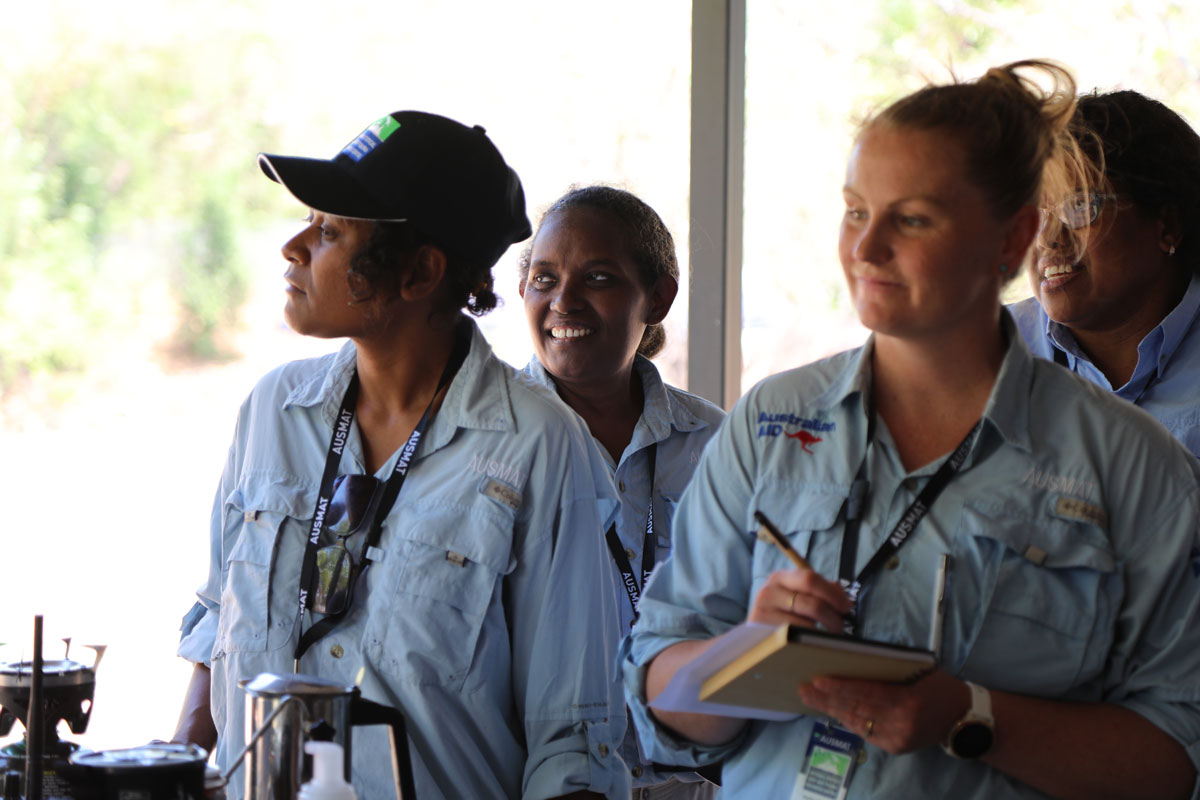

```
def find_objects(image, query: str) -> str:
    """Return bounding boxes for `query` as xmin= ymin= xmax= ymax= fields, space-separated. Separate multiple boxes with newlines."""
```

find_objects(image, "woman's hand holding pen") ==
xmin=746 ymin=568 xmax=854 ymax=632
xmin=749 ymin=511 xmax=853 ymax=631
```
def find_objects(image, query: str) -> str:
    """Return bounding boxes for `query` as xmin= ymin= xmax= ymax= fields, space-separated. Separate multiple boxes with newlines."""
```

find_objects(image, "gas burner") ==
xmin=0 ymin=627 xmax=105 ymax=799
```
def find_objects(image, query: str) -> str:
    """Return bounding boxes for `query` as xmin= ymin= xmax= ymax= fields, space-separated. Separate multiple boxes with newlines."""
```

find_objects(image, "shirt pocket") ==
xmin=375 ymin=503 xmax=516 ymax=690
xmin=216 ymin=484 xmax=310 ymax=656
xmin=749 ymin=484 xmax=849 ymax=586
xmin=948 ymin=501 xmax=1118 ymax=696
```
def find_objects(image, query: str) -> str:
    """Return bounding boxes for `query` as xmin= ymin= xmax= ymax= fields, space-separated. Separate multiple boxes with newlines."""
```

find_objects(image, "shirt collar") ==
xmin=813 ymin=314 xmax=1034 ymax=459
xmin=812 ymin=338 xmax=874 ymax=413
xmin=633 ymin=354 xmax=708 ymax=439
xmin=282 ymin=318 xmax=515 ymax=443
xmin=283 ymin=341 xmax=358 ymax=428
xmin=1152 ymin=274 xmax=1200 ymax=378
xmin=524 ymin=354 xmax=711 ymax=445
xmin=1044 ymin=274 xmax=1200 ymax=394
xmin=977 ymin=309 xmax=1034 ymax=455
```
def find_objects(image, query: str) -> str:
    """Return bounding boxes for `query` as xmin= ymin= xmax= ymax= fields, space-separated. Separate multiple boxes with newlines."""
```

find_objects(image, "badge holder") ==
xmin=792 ymin=719 xmax=863 ymax=800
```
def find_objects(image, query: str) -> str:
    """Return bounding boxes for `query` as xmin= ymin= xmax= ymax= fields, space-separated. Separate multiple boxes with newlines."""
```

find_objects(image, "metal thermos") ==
xmin=234 ymin=673 xmax=414 ymax=800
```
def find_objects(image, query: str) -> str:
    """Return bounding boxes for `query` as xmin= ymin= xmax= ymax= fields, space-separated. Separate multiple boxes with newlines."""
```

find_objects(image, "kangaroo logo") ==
xmin=785 ymin=430 xmax=823 ymax=453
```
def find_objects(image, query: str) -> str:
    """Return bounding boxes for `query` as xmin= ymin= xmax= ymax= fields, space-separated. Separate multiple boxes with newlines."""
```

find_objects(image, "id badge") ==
xmin=791 ymin=719 xmax=862 ymax=800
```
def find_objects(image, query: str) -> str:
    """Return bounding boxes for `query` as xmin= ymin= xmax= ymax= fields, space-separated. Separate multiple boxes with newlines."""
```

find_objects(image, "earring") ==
xmin=998 ymin=263 xmax=1008 ymax=274
xmin=1169 ymin=244 xmax=1177 ymax=256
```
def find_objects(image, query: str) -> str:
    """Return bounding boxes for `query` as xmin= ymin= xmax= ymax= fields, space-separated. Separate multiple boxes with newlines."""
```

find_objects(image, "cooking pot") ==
xmin=67 ymin=743 xmax=210 ymax=800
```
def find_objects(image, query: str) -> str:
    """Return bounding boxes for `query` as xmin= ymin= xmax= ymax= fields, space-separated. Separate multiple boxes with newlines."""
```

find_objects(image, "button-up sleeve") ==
xmin=177 ymin=390 xmax=253 ymax=666
xmin=623 ymin=389 xmax=760 ymax=767
xmin=512 ymin=410 xmax=629 ymax=799
xmin=1103 ymin=468 xmax=1200 ymax=789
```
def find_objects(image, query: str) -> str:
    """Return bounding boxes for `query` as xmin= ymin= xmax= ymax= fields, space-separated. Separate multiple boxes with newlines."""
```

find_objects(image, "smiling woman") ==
xmin=838 ymin=125 xmax=1013 ymax=348
xmin=1010 ymin=90 xmax=1200 ymax=456
xmin=518 ymin=186 xmax=725 ymax=797
xmin=621 ymin=61 xmax=1200 ymax=800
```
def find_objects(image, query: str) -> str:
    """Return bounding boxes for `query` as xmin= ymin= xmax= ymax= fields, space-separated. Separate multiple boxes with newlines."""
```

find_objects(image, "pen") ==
xmin=753 ymin=510 xmax=812 ymax=571
xmin=929 ymin=553 xmax=948 ymax=657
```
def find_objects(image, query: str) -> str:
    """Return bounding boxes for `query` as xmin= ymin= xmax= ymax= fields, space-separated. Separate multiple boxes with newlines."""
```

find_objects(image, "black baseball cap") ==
xmin=258 ymin=111 xmax=531 ymax=268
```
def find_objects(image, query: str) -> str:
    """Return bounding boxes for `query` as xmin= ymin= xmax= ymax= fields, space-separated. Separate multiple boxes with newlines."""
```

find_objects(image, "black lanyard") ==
xmin=836 ymin=396 xmax=980 ymax=637
xmin=604 ymin=442 xmax=658 ymax=625
xmin=293 ymin=323 xmax=471 ymax=663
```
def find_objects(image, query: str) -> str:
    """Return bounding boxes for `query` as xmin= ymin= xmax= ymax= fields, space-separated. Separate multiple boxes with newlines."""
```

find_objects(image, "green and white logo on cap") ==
xmin=341 ymin=115 xmax=402 ymax=162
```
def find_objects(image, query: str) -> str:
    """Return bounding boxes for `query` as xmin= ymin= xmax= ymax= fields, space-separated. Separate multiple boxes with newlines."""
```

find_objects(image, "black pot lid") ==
xmin=0 ymin=659 xmax=94 ymax=687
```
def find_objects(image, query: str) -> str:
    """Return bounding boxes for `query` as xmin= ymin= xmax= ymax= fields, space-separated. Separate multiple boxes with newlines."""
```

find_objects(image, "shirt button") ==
xmin=886 ymin=555 xmax=900 ymax=570
xmin=598 ymin=743 xmax=609 ymax=757
xmin=619 ymin=480 xmax=627 ymax=492
xmin=625 ymin=547 xmax=636 ymax=559
xmin=330 ymin=644 xmax=344 ymax=658
xmin=858 ymin=748 xmax=869 ymax=764
xmin=631 ymin=765 xmax=643 ymax=778
xmin=903 ymin=478 xmax=918 ymax=492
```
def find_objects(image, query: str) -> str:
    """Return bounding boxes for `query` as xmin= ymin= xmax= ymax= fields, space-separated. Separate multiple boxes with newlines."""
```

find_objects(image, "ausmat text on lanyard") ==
xmin=836 ymin=400 xmax=980 ymax=637
xmin=795 ymin=404 xmax=979 ymax=800
xmin=603 ymin=443 xmax=658 ymax=626
xmin=292 ymin=321 xmax=471 ymax=668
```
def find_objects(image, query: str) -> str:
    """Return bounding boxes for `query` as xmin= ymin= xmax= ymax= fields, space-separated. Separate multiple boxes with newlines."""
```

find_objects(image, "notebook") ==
xmin=698 ymin=624 xmax=936 ymax=715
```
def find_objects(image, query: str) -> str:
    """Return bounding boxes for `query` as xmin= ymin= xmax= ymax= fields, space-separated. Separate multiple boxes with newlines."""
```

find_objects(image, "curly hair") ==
xmin=1074 ymin=90 xmax=1200 ymax=276
xmin=347 ymin=221 xmax=499 ymax=318
xmin=518 ymin=185 xmax=679 ymax=357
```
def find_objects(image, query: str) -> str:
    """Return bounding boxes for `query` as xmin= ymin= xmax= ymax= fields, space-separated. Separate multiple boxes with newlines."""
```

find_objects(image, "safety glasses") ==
xmin=310 ymin=474 xmax=384 ymax=615
xmin=1045 ymin=192 xmax=1122 ymax=230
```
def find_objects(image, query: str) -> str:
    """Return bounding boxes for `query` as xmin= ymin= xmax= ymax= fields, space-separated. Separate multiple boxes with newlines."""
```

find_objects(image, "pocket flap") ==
xmin=229 ymin=476 xmax=314 ymax=520
xmin=960 ymin=501 xmax=1116 ymax=573
xmin=751 ymin=479 xmax=849 ymax=535
xmin=393 ymin=505 xmax=515 ymax=575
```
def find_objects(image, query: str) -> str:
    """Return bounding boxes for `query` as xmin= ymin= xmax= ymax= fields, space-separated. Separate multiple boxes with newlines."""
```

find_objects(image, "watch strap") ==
xmin=941 ymin=681 xmax=995 ymax=759
xmin=965 ymin=681 xmax=993 ymax=724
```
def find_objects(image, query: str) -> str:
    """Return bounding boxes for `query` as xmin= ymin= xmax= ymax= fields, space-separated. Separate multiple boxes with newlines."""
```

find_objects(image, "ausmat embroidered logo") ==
xmin=786 ymin=430 xmax=823 ymax=454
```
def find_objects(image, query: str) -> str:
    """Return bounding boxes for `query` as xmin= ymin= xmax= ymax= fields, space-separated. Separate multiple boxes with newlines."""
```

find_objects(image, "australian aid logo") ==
xmin=756 ymin=411 xmax=836 ymax=452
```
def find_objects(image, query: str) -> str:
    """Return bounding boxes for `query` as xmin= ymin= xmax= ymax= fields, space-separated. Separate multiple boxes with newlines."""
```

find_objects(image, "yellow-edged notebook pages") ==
xmin=698 ymin=624 xmax=936 ymax=715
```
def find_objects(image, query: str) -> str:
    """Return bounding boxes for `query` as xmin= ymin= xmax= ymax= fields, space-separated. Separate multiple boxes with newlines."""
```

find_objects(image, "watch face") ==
xmin=951 ymin=722 xmax=995 ymax=759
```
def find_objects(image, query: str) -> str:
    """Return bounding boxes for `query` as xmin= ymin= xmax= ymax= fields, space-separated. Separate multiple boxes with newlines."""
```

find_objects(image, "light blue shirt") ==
xmin=1010 ymin=275 xmax=1200 ymax=456
xmin=179 ymin=320 xmax=630 ymax=800
xmin=524 ymin=355 xmax=725 ymax=787
xmin=623 ymin=314 xmax=1200 ymax=798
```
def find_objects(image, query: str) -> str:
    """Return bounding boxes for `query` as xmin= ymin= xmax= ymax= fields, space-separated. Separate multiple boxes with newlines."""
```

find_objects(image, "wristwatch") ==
xmin=942 ymin=681 xmax=995 ymax=759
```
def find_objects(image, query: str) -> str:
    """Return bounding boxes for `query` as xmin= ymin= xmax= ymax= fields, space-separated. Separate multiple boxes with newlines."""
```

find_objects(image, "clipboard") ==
xmin=698 ymin=624 xmax=935 ymax=715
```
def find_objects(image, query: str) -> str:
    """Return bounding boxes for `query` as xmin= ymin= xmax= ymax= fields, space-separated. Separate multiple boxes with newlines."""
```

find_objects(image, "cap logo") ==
xmin=340 ymin=115 xmax=402 ymax=162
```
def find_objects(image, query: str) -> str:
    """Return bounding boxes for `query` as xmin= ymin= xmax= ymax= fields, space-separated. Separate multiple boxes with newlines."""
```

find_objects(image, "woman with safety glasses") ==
xmin=170 ymin=112 xmax=630 ymax=799
xmin=1011 ymin=90 xmax=1200 ymax=456
xmin=621 ymin=62 xmax=1200 ymax=799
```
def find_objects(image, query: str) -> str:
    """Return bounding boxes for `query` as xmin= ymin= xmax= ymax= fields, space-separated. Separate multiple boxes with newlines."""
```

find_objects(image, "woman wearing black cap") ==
xmin=171 ymin=112 xmax=630 ymax=799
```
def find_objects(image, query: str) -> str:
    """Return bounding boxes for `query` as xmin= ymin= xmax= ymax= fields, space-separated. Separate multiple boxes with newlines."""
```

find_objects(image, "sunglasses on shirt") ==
xmin=310 ymin=473 xmax=385 ymax=616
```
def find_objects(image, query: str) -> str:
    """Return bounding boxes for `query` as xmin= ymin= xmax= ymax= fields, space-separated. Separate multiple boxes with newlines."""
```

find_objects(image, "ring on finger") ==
xmin=864 ymin=719 xmax=874 ymax=737
xmin=789 ymin=592 xmax=798 ymax=612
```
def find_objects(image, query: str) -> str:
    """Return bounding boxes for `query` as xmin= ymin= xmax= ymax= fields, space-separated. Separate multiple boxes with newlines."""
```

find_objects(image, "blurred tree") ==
xmin=0 ymin=15 xmax=283 ymax=387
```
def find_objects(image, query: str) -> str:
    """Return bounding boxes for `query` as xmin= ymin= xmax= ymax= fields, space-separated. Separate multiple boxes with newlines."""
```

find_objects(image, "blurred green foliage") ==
xmin=0 ymin=21 xmax=281 ymax=387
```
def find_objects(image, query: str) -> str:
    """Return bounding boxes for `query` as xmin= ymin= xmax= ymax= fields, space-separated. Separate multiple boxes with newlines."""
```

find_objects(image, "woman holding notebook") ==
xmin=621 ymin=60 xmax=1200 ymax=799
